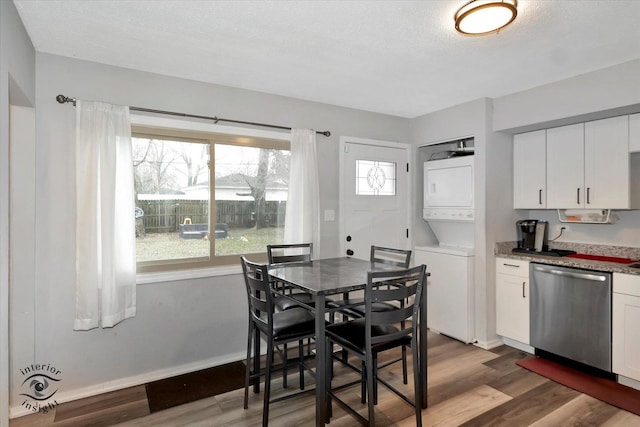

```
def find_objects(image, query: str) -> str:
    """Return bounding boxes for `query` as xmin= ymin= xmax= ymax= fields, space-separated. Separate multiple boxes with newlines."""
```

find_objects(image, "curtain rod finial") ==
xmin=56 ymin=94 xmax=76 ymax=105
xmin=320 ymin=131 xmax=331 ymax=137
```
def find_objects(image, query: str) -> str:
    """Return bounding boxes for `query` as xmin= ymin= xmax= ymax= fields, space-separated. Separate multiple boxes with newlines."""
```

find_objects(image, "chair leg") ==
xmin=263 ymin=339 xmax=274 ymax=427
xmin=412 ymin=341 xmax=422 ymax=427
xmin=298 ymin=339 xmax=305 ymax=390
xmin=373 ymin=354 xmax=378 ymax=405
xmin=361 ymin=360 xmax=366 ymax=404
xmin=324 ymin=336 xmax=333 ymax=424
xmin=253 ymin=325 xmax=261 ymax=394
xmin=244 ymin=321 xmax=253 ymax=409
xmin=327 ymin=337 xmax=333 ymax=419
xmin=282 ymin=343 xmax=288 ymax=389
xmin=401 ymin=318 xmax=408 ymax=385
xmin=366 ymin=353 xmax=376 ymax=426
xmin=402 ymin=345 xmax=408 ymax=384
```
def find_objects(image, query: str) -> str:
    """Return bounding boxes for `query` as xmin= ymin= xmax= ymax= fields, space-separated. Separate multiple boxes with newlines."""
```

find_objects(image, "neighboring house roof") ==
xmin=214 ymin=173 xmax=287 ymax=188
xmin=138 ymin=173 xmax=288 ymax=201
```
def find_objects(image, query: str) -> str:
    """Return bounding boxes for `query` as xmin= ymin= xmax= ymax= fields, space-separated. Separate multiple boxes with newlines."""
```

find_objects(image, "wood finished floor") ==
xmin=10 ymin=331 xmax=640 ymax=426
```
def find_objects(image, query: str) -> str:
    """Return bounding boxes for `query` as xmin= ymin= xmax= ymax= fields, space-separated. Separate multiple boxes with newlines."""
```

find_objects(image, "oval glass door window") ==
xmin=356 ymin=160 xmax=396 ymax=196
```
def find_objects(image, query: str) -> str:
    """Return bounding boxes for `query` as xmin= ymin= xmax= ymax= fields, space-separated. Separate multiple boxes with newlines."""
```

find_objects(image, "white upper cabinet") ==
xmin=514 ymin=130 xmax=546 ymax=209
xmin=546 ymin=123 xmax=585 ymax=209
xmin=515 ymin=115 xmax=636 ymax=210
xmin=546 ymin=116 xmax=630 ymax=209
xmin=584 ymin=115 xmax=630 ymax=208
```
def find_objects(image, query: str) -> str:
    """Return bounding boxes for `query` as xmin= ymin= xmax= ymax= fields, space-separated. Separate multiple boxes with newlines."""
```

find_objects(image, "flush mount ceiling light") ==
xmin=455 ymin=0 xmax=518 ymax=36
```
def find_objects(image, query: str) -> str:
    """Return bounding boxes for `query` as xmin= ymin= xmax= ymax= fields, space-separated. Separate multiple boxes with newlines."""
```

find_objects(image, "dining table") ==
xmin=268 ymin=257 xmax=428 ymax=426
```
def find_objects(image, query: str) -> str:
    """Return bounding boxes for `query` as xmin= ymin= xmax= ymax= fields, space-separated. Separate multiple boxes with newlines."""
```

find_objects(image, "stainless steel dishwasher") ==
xmin=530 ymin=263 xmax=612 ymax=372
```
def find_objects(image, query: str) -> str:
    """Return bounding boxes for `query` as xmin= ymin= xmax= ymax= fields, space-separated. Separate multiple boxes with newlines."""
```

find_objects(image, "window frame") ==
xmin=131 ymin=115 xmax=291 ymax=274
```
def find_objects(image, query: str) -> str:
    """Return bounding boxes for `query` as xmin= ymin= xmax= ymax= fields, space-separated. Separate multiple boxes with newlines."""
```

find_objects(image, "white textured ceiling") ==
xmin=13 ymin=0 xmax=640 ymax=118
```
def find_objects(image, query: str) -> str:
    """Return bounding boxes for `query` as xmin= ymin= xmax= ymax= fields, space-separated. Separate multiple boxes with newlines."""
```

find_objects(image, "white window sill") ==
xmin=136 ymin=264 xmax=242 ymax=285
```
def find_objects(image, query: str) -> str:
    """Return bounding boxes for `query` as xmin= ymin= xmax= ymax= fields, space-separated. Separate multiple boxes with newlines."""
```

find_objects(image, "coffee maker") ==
xmin=516 ymin=219 xmax=549 ymax=252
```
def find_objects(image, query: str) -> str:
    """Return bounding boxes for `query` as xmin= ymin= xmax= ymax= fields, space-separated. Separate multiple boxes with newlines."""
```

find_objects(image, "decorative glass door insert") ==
xmin=355 ymin=160 xmax=396 ymax=196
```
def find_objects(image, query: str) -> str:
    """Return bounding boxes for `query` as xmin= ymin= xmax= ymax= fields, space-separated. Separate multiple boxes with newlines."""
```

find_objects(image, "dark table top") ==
xmin=268 ymin=257 xmax=402 ymax=295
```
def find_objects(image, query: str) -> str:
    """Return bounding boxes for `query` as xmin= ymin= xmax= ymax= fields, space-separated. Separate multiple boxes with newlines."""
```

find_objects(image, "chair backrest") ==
xmin=240 ymin=256 xmax=274 ymax=333
xmin=267 ymin=243 xmax=313 ymax=265
xmin=364 ymin=264 xmax=426 ymax=347
xmin=370 ymin=246 xmax=412 ymax=268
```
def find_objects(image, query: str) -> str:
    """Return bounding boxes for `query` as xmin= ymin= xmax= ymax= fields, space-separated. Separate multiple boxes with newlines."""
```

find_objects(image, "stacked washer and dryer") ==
xmin=414 ymin=154 xmax=475 ymax=344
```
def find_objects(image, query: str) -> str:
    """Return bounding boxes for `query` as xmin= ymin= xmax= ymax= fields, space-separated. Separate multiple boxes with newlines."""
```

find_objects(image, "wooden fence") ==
xmin=137 ymin=199 xmax=286 ymax=233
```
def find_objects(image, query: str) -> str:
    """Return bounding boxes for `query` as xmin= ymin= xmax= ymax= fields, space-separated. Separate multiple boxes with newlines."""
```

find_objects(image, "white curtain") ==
xmin=284 ymin=129 xmax=321 ymax=255
xmin=74 ymin=100 xmax=136 ymax=330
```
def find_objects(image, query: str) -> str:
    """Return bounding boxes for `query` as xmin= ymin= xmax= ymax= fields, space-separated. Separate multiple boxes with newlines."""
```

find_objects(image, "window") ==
xmin=132 ymin=125 xmax=290 ymax=273
xmin=355 ymin=159 xmax=396 ymax=196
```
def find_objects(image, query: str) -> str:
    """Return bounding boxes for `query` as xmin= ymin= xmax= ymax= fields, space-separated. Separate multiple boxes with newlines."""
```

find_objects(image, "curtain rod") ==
xmin=55 ymin=94 xmax=331 ymax=137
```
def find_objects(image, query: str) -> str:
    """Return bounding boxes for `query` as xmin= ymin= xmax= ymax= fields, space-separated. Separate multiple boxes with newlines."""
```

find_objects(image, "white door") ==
xmin=340 ymin=137 xmax=410 ymax=260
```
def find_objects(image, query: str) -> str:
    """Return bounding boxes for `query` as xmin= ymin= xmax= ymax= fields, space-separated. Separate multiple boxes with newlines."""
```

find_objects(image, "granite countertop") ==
xmin=495 ymin=241 xmax=640 ymax=275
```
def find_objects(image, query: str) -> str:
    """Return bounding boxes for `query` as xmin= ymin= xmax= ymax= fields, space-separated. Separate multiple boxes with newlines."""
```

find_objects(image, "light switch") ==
xmin=324 ymin=209 xmax=335 ymax=221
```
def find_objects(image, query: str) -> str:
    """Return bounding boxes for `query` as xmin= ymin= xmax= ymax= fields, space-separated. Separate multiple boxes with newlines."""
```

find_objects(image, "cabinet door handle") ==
xmin=539 ymin=189 xmax=543 ymax=205
xmin=587 ymin=187 xmax=591 ymax=204
xmin=577 ymin=188 xmax=580 ymax=205
xmin=503 ymin=263 xmax=520 ymax=268
xmin=522 ymin=282 xmax=526 ymax=298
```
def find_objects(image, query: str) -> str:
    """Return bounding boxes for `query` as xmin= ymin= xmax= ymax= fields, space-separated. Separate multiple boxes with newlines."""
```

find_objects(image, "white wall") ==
xmin=9 ymin=106 xmax=36 ymax=411
xmin=23 ymin=52 xmax=410 ymax=410
xmin=409 ymin=98 xmax=519 ymax=349
xmin=480 ymin=101 xmax=523 ymax=348
xmin=1 ymin=1 xmax=36 ymax=424
xmin=493 ymin=59 xmax=640 ymax=133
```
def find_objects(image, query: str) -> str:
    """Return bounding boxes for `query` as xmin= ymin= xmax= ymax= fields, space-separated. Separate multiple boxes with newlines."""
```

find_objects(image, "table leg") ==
xmin=315 ymin=294 xmax=327 ymax=426
xmin=420 ymin=283 xmax=428 ymax=408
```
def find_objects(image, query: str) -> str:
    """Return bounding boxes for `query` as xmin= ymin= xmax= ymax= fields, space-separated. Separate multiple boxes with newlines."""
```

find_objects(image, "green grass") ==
xmin=136 ymin=226 xmax=284 ymax=262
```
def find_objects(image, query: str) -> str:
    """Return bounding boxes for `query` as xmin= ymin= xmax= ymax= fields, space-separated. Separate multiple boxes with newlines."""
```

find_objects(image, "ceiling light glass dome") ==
xmin=455 ymin=0 xmax=518 ymax=36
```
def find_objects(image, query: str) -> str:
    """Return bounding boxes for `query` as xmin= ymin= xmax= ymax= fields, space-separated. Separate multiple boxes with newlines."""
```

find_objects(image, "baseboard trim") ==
xmin=9 ymin=351 xmax=246 ymax=419
xmin=474 ymin=338 xmax=504 ymax=350
xmin=500 ymin=337 xmax=535 ymax=354
xmin=618 ymin=374 xmax=640 ymax=392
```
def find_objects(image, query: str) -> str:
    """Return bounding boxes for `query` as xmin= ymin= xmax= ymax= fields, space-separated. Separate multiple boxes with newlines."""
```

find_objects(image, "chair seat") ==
xmin=271 ymin=307 xmax=315 ymax=341
xmin=274 ymin=292 xmax=316 ymax=311
xmin=326 ymin=318 xmax=411 ymax=354
xmin=327 ymin=298 xmax=397 ymax=318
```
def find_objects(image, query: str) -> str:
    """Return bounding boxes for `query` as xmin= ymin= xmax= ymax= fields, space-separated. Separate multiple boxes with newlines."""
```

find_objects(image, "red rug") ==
xmin=517 ymin=357 xmax=640 ymax=416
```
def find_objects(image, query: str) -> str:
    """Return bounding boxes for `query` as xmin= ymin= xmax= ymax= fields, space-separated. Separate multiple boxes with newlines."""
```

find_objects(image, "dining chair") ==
xmin=329 ymin=246 xmax=413 ymax=382
xmin=240 ymin=257 xmax=316 ymax=427
xmin=267 ymin=243 xmax=315 ymax=312
xmin=325 ymin=264 xmax=425 ymax=426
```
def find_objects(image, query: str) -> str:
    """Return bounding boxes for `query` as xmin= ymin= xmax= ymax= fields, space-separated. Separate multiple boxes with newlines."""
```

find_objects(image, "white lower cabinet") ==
xmin=496 ymin=258 xmax=530 ymax=345
xmin=613 ymin=273 xmax=640 ymax=382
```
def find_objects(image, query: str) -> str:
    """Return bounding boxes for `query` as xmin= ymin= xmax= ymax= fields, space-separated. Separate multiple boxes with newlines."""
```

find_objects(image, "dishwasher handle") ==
xmin=532 ymin=265 xmax=607 ymax=282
